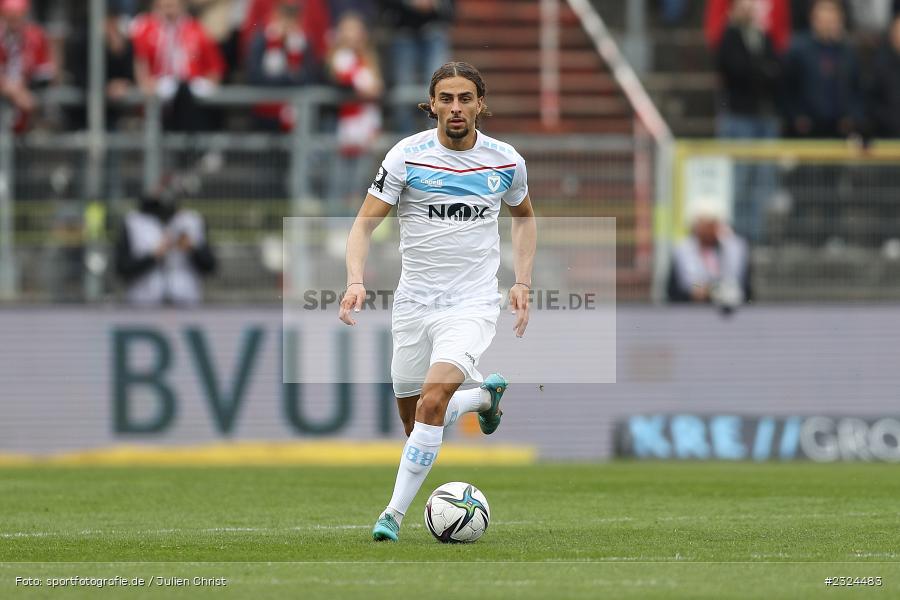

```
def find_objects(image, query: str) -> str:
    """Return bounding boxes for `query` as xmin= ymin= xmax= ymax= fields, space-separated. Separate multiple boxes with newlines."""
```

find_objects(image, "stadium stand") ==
xmin=451 ymin=0 xmax=651 ymax=299
xmin=4 ymin=0 xmax=900 ymax=304
xmin=452 ymin=0 xmax=632 ymax=134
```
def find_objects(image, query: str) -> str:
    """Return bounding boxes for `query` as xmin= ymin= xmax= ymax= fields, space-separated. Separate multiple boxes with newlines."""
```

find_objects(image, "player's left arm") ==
xmin=507 ymin=194 xmax=536 ymax=338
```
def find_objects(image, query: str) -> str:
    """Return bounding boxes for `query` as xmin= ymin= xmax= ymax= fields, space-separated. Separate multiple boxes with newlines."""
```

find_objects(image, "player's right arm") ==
xmin=340 ymin=144 xmax=405 ymax=326
xmin=340 ymin=194 xmax=393 ymax=325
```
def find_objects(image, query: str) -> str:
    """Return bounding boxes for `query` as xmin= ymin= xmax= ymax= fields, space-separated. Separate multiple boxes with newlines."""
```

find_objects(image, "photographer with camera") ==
xmin=667 ymin=198 xmax=752 ymax=312
xmin=114 ymin=187 xmax=216 ymax=307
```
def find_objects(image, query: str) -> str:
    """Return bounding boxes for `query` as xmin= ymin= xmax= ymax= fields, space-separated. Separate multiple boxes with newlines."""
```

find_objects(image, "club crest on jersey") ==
xmin=487 ymin=174 xmax=501 ymax=192
xmin=429 ymin=203 xmax=488 ymax=221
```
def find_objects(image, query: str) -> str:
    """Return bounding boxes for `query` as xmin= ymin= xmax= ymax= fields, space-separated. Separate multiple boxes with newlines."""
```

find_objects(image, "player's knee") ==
xmin=415 ymin=391 xmax=446 ymax=425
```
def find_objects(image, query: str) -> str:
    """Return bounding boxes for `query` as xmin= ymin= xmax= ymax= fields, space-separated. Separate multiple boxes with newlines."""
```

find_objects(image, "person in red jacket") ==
xmin=240 ymin=0 xmax=329 ymax=64
xmin=706 ymin=0 xmax=793 ymax=53
xmin=131 ymin=0 xmax=225 ymax=131
xmin=246 ymin=0 xmax=324 ymax=131
xmin=326 ymin=11 xmax=383 ymax=215
xmin=0 ymin=0 xmax=54 ymax=132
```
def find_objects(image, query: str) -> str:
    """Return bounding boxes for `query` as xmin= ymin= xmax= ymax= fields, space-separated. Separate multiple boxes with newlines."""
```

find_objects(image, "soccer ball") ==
xmin=424 ymin=481 xmax=491 ymax=543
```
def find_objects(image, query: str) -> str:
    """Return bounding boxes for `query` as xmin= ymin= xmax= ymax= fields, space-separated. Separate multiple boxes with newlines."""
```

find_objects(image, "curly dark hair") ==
xmin=417 ymin=61 xmax=492 ymax=124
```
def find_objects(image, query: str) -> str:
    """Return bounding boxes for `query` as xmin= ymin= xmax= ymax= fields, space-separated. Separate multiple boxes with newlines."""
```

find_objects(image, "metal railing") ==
xmin=0 ymin=86 xmax=646 ymax=304
xmin=565 ymin=0 xmax=673 ymax=301
xmin=669 ymin=140 xmax=900 ymax=301
xmin=1 ymin=84 xmax=423 ymax=196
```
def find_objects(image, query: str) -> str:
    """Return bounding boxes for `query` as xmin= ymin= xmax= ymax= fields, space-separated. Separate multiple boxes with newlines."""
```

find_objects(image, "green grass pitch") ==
xmin=2 ymin=463 xmax=899 ymax=599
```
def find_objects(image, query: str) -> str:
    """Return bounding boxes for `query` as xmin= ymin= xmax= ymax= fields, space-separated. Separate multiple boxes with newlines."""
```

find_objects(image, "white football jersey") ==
xmin=368 ymin=128 xmax=529 ymax=306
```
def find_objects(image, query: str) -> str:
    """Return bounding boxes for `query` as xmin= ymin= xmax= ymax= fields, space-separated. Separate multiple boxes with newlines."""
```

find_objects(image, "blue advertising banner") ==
xmin=616 ymin=415 xmax=900 ymax=462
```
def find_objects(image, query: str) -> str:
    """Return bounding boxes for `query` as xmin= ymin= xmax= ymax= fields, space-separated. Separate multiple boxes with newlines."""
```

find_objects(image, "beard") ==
xmin=444 ymin=122 xmax=470 ymax=139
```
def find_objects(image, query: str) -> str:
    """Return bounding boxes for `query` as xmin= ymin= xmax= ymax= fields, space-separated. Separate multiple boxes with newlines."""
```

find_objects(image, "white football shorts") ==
xmin=390 ymin=298 xmax=500 ymax=398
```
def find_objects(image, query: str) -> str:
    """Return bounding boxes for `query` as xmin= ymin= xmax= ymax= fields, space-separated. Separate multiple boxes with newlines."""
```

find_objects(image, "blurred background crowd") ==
xmin=2 ymin=0 xmax=900 ymax=307
xmin=3 ymin=0 xmax=899 ymax=139
xmin=1 ymin=0 xmax=452 ymax=134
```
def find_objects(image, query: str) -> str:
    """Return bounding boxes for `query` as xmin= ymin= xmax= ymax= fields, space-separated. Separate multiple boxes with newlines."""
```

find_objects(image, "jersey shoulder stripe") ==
xmin=404 ymin=161 xmax=516 ymax=174
xmin=406 ymin=165 xmax=514 ymax=197
xmin=400 ymin=138 xmax=438 ymax=154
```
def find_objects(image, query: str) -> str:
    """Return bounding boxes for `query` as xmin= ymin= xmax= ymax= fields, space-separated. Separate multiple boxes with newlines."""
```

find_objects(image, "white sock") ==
xmin=443 ymin=387 xmax=492 ymax=427
xmin=384 ymin=421 xmax=443 ymax=525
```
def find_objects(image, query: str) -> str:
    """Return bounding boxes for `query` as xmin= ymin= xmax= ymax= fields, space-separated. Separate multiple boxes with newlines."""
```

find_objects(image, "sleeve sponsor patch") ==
xmin=371 ymin=165 xmax=387 ymax=193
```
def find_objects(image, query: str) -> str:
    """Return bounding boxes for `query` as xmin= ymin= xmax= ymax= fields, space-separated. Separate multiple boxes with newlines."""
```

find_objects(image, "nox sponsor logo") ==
xmin=428 ymin=203 xmax=488 ymax=221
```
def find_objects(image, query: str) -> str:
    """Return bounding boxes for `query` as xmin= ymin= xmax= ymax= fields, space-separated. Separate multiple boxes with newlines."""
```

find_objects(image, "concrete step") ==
xmin=455 ymin=0 xmax=581 ymax=25
xmin=650 ymin=29 xmax=713 ymax=73
xmin=583 ymin=0 xmax=627 ymax=29
xmin=651 ymin=88 xmax=717 ymax=120
xmin=488 ymin=94 xmax=630 ymax=116
xmin=481 ymin=116 xmax=633 ymax=134
xmin=456 ymin=48 xmax=607 ymax=72
xmin=643 ymin=71 xmax=717 ymax=92
xmin=589 ymin=0 xmax=703 ymax=33
xmin=484 ymin=71 xmax=619 ymax=94
xmin=452 ymin=24 xmax=593 ymax=49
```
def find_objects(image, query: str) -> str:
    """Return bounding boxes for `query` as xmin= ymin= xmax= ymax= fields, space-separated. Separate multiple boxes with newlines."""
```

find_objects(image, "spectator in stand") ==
xmin=659 ymin=0 xmax=689 ymax=24
xmin=382 ymin=0 xmax=454 ymax=132
xmin=867 ymin=14 xmax=900 ymax=137
xmin=783 ymin=0 xmax=863 ymax=137
xmin=0 ymin=0 xmax=54 ymax=132
xmin=716 ymin=0 xmax=782 ymax=242
xmin=846 ymin=0 xmax=895 ymax=34
xmin=66 ymin=2 xmax=135 ymax=131
xmin=847 ymin=0 xmax=899 ymax=57
xmin=329 ymin=0 xmax=377 ymax=22
xmin=326 ymin=11 xmax=382 ymax=214
xmin=131 ymin=0 xmax=225 ymax=131
xmin=29 ymin=0 xmax=69 ymax=86
xmin=791 ymin=0 xmax=854 ymax=31
xmin=115 ymin=186 xmax=216 ymax=307
xmin=240 ymin=0 xmax=329 ymax=65
xmin=246 ymin=0 xmax=323 ymax=130
xmin=667 ymin=199 xmax=752 ymax=310
xmin=189 ymin=0 xmax=247 ymax=82
xmin=717 ymin=0 xmax=782 ymax=137
xmin=111 ymin=0 xmax=141 ymax=15
xmin=65 ymin=2 xmax=136 ymax=199
xmin=706 ymin=0 xmax=792 ymax=54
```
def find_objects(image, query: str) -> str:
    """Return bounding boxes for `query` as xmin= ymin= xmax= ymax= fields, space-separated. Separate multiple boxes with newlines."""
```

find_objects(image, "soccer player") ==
xmin=339 ymin=61 xmax=536 ymax=542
